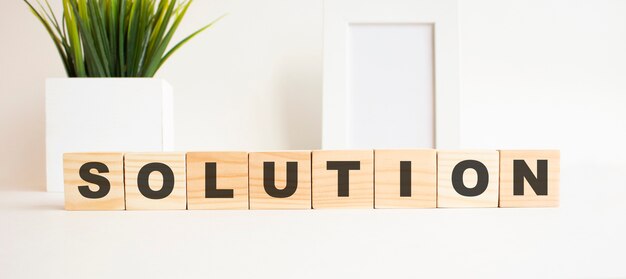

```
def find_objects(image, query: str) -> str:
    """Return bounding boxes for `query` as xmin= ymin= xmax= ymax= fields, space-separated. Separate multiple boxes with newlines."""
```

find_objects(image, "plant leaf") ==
xmin=24 ymin=0 xmax=221 ymax=77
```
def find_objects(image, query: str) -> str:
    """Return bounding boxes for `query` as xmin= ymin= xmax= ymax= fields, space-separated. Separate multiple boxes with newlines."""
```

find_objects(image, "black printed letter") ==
xmin=205 ymin=162 xmax=234 ymax=198
xmin=513 ymin=160 xmax=548 ymax=195
xmin=400 ymin=161 xmax=412 ymax=197
xmin=451 ymin=160 xmax=489 ymax=197
xmin=137 ymin=162 xmax=175 ymax=199
xmin=327 ymin=161 xmax=360 ymax=197
xmin=263 ymin=162 xmax=298 ymax=198
xmin=78 ymin=162 xmax=111 ymax=199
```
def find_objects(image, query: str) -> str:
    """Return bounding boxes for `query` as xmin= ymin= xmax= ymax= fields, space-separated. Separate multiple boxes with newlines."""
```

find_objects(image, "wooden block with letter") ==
xmin=249 ymin=151 xmax=311 ymax=209
xmin=375 ymin=149 xmax=436 ymax=208
xmin=187 ymin=152 xmax=249 ymax=210
xmin=125 ymin=153 xmax=187 ymax=210
xmin=312 ymin=150 xmax=373 ymax=209
xmin=64 ymin=153 xmax=125 ymax=210
xmin=499 ymin=150 xmax=560 ymax=207
xmin=437 ymin=150 xmax=499 ymax=208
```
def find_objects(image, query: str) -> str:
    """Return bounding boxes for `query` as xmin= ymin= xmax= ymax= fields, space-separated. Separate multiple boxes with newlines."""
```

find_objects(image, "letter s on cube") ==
xmin=64 ymin=153 xmax=125 ymax=210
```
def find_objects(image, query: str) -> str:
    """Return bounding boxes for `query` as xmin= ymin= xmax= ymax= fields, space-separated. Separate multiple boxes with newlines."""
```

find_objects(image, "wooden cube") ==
xmin=125 ymin=153 xmax=187 ymax=210
xmin=499 ymin=150 xmax=560 ymax=207
xmin=64 ymin=153 xmax=125 ymax=210
xmin=312 ymin=150 xmax=373 ymax=209
xmin=374 ymin=149 xmax=436 ymax=208
xmin=437 ymin=150 xmax=499 ymax=208
xmin=187 ymin=152 xmax=249 ymax=210
xmin=249 ymin=151 xmax=311 ymax=209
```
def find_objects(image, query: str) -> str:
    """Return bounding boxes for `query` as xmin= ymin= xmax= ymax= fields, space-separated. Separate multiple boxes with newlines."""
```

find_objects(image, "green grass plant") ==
xmin=23 ymin=0 xmax=222 ymax=77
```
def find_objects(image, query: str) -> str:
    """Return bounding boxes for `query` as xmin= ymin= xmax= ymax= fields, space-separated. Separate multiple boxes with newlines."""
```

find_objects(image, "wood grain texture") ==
xmin=249 ymin=151 xmax=311 ymax=210
xmin=187 ymin=152 xmax=249 ymax=210
xmin=499 ymin=150 xmax=560 ymax=207
xmin=437 ymin=150 xmax=499 ymax=208
xmin=375 ymin=149 xmax=436 ymax=208
xmin=124 ymin=153 xmax=186 ymax=210
xmin=312 ymin=150 xmax=373 ymax=209
xmin=64 ymin=153 xmax=125 ymax=210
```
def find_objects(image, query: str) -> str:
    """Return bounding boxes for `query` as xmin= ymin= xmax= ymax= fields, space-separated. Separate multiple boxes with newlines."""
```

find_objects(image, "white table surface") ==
xmin=1 ymin=163 xmax=624 ymax=279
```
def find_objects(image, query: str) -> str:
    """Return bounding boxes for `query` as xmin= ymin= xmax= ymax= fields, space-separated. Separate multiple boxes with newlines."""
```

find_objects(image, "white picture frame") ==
xmin=322 ymin=0 xmax=460 ymax=149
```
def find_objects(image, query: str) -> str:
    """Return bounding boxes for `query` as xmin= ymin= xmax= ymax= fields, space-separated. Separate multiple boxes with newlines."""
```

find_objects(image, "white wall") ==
xmin=459 ymin=0 xmax=626 ymax=169
xmin=158 ymin=0 xmax=323 ymax=152
xmin=1 ymin=0 xmax=61 ymax=191
xmin=1 ymin=0 xmax=625 ymax=189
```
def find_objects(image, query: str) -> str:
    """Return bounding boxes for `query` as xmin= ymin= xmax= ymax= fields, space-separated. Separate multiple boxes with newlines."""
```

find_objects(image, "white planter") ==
xmin=46 ymin=78 xmax=174 ymax=192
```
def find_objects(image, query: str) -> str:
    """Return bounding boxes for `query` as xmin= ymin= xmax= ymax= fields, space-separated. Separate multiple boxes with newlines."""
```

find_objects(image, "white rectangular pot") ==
xmin=46 ymin=78 xmax=174 ymax=192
